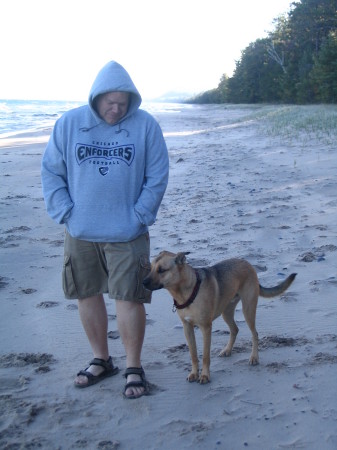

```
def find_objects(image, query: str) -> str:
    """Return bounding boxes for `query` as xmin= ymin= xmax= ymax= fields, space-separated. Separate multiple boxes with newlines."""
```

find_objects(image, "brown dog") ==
xmin=143 ymin=251 xmax=296 ymax=384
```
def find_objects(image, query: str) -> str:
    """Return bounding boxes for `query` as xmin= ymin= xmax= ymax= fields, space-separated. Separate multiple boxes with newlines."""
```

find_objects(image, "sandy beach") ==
xmin=1 ymin=104 xmax=336 ymax=449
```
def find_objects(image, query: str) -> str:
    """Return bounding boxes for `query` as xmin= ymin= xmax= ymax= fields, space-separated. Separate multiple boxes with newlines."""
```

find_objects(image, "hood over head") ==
xmin=88 ymin=61 xmax=142 ymax=121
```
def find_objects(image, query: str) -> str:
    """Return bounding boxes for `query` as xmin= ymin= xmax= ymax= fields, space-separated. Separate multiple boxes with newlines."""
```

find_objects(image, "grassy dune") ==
xmin=254 ymin=104 xmax=337 ymax=145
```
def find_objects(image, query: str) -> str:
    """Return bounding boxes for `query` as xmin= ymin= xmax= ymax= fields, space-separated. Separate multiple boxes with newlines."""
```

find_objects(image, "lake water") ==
xmin=0 ymin=99 xmax=191 ymax=138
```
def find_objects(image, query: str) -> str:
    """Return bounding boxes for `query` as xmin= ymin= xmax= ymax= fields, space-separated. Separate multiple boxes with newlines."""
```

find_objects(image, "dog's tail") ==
xmin=259 ymin=273 xmax=297 ymax=298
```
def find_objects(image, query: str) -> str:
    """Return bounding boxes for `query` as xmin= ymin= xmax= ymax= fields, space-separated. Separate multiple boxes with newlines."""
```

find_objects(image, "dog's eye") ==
xmin=157 ymin=267 xmax=167 ymax=274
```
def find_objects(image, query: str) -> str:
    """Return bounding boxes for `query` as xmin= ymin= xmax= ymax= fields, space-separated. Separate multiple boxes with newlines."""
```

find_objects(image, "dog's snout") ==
xmin=143 ymin=276 xmax=150 ymax=288
xmin=142 ymin=274 xmax=163 ymax=291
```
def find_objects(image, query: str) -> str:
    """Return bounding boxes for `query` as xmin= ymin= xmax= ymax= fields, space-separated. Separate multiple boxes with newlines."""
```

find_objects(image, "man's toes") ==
xmin=125 ymin=385 xmax=144 ymax=397
xmin=124 ymin=374 xmax=146 ymax=399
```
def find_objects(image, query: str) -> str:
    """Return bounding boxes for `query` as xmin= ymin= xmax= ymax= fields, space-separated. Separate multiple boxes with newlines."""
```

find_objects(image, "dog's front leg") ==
xmin=182 ymin=320 xmax=199 ymax=382
xmin=199 ymin=324 xmax=212 ymax=384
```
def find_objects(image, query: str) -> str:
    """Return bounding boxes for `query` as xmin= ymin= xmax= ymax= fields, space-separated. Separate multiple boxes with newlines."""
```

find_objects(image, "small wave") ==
xmin=33 ymin=113 xmax=59 ymax=117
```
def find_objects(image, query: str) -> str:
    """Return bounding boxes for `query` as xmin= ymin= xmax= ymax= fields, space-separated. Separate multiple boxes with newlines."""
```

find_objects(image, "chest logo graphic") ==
xmin=99 ymin=167 xmax=109 ymax=176
xmin=75 ymin=143 xmax=135 ymax=166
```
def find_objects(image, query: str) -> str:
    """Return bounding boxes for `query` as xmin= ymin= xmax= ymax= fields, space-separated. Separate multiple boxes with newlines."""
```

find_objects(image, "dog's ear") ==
xmin=175 ymin=252 xmax=190 ymax=265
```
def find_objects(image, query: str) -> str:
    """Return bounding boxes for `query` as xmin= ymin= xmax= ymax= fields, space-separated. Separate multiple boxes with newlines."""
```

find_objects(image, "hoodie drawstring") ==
xmin=79 ymin=122 xmax=129 ymax=137
xmin=79 ymin=123 xmax=101 ymax=132
xmin=115 ymin=123 xmax=130 ymax=137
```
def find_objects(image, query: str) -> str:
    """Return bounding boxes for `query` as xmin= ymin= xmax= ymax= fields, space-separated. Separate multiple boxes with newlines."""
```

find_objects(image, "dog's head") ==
xmin=143 ymin=251 xmax=190 ymax=291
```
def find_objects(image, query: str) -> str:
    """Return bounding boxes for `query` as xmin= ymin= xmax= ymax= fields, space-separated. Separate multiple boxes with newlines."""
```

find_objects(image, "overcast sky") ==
xmin=0 ymin=0 xmax=293 ymax=101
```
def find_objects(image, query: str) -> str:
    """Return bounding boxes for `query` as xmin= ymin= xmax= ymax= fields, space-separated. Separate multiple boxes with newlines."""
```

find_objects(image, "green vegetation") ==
xmin=240 ymin=104 xmax=337 ymax=145
xmin=188 ymin=0 xmax=337 ymax=104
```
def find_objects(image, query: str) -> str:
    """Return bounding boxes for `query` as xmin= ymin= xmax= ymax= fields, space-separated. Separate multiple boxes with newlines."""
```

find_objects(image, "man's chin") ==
xmin=105 ymin=114 xmax=121 ymax=125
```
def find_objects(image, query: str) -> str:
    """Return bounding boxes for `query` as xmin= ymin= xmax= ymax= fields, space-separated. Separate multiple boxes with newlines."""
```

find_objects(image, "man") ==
xmin=41 ymin=61 xmax=169 ymax=399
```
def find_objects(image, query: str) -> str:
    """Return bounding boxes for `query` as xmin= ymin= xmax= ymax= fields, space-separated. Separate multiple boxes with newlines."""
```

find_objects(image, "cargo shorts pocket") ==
xmin=136 ymin=254 xmax=152 ymax=302
xmin=62 ymin=255 xmax=79 ymax=299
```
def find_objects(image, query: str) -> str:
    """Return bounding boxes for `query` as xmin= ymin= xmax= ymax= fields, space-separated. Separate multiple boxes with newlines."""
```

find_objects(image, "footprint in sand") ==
xmin=311 ymin=352 xmax=337 ymax=364
xmin=162 ymin=344 xmax=190 ymax=370
xmin=66 ymin=303 xmax=78 ymax=310
xmin=36 ymin=301 xmax=59 ymax=308
xmin=0 ymin=235 xmax=23 ymax=248
xmin=107 ymin=330 xmax=120 ymax=340
xmin=4 ymin=226 xmax=31 ymax=233
xmin=21 ymin=288 xmax=37 ymax=294
xmin=97 ymin=440 xmax=120 ymax=449
xmin=0 ymin=352 xmax=56 ymax=369
xmin=0 ymin=276 xmax=9 ymax=289
xmin=4 ymin=194 xmax=28 ymax=200
xmin=259 ymin=335 xmax=309 ymax=349
xmin=280 ymin=291 xmax=299 ymax=302
xmin=48 ymin=240 xmax=64 ymax=247
xmin=163 ymin=344 xmax=189 ymax=355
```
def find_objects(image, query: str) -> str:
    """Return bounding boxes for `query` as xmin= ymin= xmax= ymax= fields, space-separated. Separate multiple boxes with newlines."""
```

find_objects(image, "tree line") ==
xmin=188 ymin=0 xmax=337 ymax=104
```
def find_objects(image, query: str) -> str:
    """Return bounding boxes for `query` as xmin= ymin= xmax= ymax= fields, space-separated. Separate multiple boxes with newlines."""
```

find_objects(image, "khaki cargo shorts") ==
xmin=62 ymin=231 xmax=152 ymax=303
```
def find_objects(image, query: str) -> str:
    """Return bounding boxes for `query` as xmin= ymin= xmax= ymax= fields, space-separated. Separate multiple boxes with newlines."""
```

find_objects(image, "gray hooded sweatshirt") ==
xmin=41 ymin=61 xmax=169 ymax=242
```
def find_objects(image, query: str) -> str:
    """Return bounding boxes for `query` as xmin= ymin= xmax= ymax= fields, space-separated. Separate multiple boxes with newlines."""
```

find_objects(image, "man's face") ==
xmin=96 ymin=91 xmax=130 ymax=125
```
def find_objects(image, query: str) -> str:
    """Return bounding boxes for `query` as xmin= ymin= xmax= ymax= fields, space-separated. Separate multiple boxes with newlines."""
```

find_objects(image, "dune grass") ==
xmin=253 ymin=104 xmax=337 ymax=145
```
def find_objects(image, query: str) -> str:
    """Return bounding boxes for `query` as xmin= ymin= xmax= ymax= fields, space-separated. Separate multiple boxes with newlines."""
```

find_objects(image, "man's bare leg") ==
xmin=74 ymin=294 xmax=110 ymax=386
xmin=115 ymin=300 xmax=146 ymax=398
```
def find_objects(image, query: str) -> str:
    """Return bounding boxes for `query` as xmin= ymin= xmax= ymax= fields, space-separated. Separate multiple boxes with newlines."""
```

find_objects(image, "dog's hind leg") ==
xmin=219 ymin=295 xmax=240 ymax=357
xmin=241 ymin=293 xmax=259 ymax=365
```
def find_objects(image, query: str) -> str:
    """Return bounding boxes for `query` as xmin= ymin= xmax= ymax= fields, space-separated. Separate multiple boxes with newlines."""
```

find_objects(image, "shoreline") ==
xmin=1 ymin=105 xmax=336 ymax=449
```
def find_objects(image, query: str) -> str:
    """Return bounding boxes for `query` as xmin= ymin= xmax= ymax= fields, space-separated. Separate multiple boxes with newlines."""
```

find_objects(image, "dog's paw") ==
xmin=219 ymin=348 xmax=232 ymax=357
xmin=187 ymin=372 xmax=199 ymax=382
xmin=199 ymin=374 xmax=210 ymax=384
xmin=249 ymin=356 xmax=259 ymax=365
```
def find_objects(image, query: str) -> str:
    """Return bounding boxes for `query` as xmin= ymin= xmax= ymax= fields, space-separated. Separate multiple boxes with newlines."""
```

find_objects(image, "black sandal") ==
xmin=123 ymin=367 xmax=149 ymax=399
xmin=74 ymin=356 xmax=119 ymax=388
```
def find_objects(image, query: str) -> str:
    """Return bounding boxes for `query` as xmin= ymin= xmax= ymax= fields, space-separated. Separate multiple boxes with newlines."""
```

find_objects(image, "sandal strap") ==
xmin=89 ymin=356 xmax=113 ymax=370
xmin=124 ymin=381 xmax=144 ymax=389
xmin=124 ymin=366 xmax=145 ymax=379
xmin=123 ymin=367 xmax=149 ymax=398
xmin=77 ymin=369 xmax=95 ymax=378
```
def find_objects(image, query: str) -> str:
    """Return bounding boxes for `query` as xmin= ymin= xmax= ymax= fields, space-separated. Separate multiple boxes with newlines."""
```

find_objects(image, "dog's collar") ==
xmin=173 ymin=270 xmax=201 ymax=312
